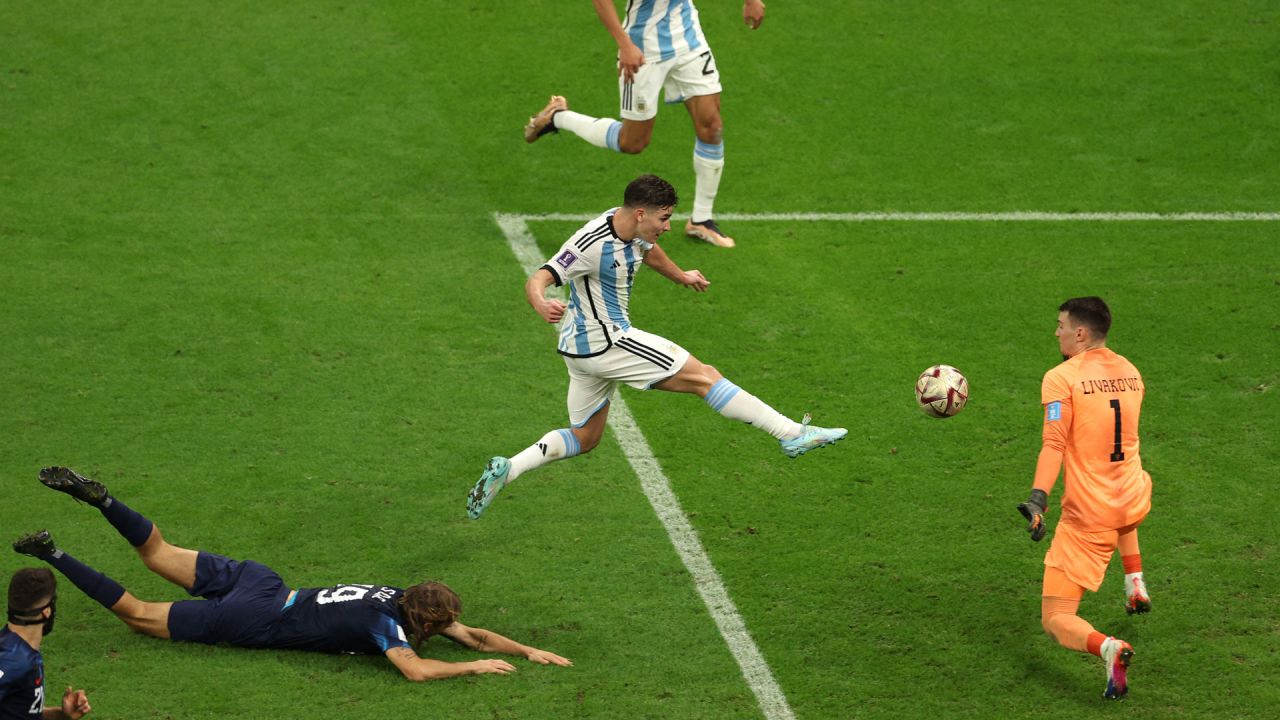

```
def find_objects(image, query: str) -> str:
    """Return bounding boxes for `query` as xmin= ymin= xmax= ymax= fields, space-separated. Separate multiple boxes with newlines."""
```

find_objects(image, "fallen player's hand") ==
xmin=526 ymin=648 xmax=573 ymax=666
xmin=743 ymin=0 xmax=766 ymax=29
xmin=61 ymin=687 xmax=92 ymax=719
xmin=471 ymin=659 xmax=517 ymax=675
xmin=1016 ymin=489 xmax=1048 ymax=542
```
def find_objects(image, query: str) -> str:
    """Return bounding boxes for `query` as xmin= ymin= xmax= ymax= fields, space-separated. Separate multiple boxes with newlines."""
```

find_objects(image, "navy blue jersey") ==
xmin=270 ymin=584 xmax=413 ymax=654
xmin=0 ymin=628 xmax=43 ymax=719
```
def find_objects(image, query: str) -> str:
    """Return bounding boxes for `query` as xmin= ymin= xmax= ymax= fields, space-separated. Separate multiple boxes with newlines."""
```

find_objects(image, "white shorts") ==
xmin=563 ymin=327 xmax=691 ymax=426
xmin=619 ymin=49 xmax=722 ymax=121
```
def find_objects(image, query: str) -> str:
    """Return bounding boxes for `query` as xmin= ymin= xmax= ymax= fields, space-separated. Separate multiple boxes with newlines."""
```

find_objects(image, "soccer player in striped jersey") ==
xmin=15 ymin=468 xmax=571 ymax=683
xmin=467 ymin=175 xmax=845 ymax=519
xmin=1017 ymin=297 xmax=1154 ymax=700
xmin=521 ymin=0 xmax=768 ymax=249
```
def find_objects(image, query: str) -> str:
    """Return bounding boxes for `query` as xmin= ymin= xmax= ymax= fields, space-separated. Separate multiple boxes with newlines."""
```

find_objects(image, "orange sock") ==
xmin=1122 ymin=554 xmax=1142 ymax=574
xmin=1086 ymin=631 xmax=1107 ymax=656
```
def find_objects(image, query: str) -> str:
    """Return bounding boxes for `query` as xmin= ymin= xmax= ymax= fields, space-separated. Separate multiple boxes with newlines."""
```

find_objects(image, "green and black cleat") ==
xmin=13 ymin=530 xmax=57 ymax=559
xmin=39 ymin=466 xmax=109 ymax=506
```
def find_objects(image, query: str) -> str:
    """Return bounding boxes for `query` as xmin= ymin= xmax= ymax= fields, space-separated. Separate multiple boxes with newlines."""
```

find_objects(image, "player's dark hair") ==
xmin=623 ymin=174 xmax=678 ymax=209
xmin=400 ymin=581 xmax=461 ymax=645
xmin=7 ymin=568 xmax=56 ymax=613
xmin=1059 ymin=296 xmax=1112 ymax=338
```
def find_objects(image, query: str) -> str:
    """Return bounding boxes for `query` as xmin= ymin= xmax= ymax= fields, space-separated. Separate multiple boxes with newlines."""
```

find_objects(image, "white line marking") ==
xmin=495 ymin=212 xmax=796 ymax=720
xmin=505 ymin=211 xmax=1280 ymax=223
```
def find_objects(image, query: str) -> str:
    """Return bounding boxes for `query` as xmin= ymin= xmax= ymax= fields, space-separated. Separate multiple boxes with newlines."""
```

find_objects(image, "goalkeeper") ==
xmin=1016 ymin=297 xmax=1154 ymax=700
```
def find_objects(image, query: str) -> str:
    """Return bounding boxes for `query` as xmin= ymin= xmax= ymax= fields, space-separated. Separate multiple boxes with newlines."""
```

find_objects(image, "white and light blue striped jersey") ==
xmin=540 ymin=209 xmax=653 ymax=358
xmin=623 ymin=0 xmax=709 ymax=62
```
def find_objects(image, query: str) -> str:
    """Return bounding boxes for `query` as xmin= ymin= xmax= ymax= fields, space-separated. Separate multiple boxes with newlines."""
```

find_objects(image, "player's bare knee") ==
xmin=618 ymin=136 xmax=649 ymax=154
xmin=578 ymin=432 xmax=603 ymax=453
xmin=702 ymin=364 xmax=724 ymax=384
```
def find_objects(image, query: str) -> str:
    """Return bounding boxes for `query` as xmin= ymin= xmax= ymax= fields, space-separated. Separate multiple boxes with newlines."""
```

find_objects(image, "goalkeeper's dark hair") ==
xmin=8 ymin=568 xmax=56 ymax=612
xmin=1059 ymin=296 xmax=1111 ymax=339
xmin=400 ymin=581 xmax=462 ymax=645
xmin=623 ymin=174 xmax=678 ymax=210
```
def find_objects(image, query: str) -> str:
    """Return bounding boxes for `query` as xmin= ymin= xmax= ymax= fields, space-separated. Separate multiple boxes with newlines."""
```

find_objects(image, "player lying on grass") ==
xmin=1017 ymin=296 xmax=1153 ymax=700
xmin=468 ymin=174 xmax=845 ymax=519
xmin=14 ymin=467 xmax=571 ymax=682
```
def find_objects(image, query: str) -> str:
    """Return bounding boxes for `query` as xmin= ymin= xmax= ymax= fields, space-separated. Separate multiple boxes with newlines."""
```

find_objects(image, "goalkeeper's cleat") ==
xmin=1124 ymin=574 xmax=1152 ymax=615
xmin=523 ymin=95 xmax=568 ymax=143
xmin=39 ymin=466 xmax=109 ymax=507
xmin=779 ymin=414 xmax=847 ymax=458
xmin=1101 ymin=637 xmax=1134 ymax=700
xmin=467 ymin=457 xmax=511 ymax=520
xmin=685 ymin=219 xmax=736 ymax=248
xmin=13 ymin=530 xmax=57 ymax=559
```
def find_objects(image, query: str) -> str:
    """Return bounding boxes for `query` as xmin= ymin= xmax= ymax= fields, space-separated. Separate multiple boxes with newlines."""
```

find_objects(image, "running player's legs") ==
xmin=1041 ymin=523 xmax=1125 ymax=655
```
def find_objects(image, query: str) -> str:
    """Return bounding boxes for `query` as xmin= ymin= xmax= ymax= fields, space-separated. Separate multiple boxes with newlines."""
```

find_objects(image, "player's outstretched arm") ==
xmin=42 ymin=687 xmax=92 ymax=719
xmin=642 ymin=244 xmax=709 ymax=291
xmin=442 ymin=621 xmax=573 ymax=667
xmin=743 ymin=0 xmax=766 ymax=30
xmin=384 ymin=646 xmax=516 ymax=682
xmin=526 ymin=268 xmax=567 ymax=323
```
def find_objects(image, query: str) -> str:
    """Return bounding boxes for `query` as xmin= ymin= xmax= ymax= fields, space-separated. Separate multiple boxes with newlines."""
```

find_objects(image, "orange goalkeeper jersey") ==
xmin=1041 ymin=347 xmax=1152 ymax=531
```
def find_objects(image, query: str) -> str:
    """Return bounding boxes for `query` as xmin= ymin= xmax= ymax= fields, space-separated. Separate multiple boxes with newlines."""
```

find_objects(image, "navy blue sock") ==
xmin=99 ymin=496 xmax=155 ymax=547
xmin=46 ymin=550 xmax=127 ymax=609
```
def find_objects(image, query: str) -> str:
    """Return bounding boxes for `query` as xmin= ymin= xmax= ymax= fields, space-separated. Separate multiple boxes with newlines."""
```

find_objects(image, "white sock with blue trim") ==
xmin=704 ymin=379 xmax=802 ymax=440
xmin=554 ymin=111 xmax=623 ymax=152
xmin=691 ymin=140 xmax=724 ymax=222
xmin=509 ymin=428 xmax=583 ymax=481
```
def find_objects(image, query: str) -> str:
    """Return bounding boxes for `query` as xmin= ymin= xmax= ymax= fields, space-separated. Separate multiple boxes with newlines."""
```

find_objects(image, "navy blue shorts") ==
xmin=167 ymin=552 xmax=290 ymax=648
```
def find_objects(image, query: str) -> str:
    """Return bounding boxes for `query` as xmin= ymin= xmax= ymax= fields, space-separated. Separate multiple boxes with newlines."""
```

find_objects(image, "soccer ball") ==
xmin=915 ymin=365 xmax=969 ymax=418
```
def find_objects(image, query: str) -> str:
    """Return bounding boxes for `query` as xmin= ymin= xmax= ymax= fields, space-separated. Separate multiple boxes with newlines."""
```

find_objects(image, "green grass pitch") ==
xmin=2 ymin=1 xmax=1278 ymax=718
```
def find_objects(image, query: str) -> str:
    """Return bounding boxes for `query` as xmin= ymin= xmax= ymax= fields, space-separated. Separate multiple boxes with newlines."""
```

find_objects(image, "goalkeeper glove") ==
xmin=1017 ymin=489 xmax=1048 ymax=542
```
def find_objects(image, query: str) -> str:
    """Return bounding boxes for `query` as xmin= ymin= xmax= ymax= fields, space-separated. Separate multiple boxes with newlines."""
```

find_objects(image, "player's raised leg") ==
xmin=654 ymin=355 xmax=847 ymax=456
xmin=13 ymin=529 xmax=174 ymax=639
xmin=682 ymin=93 xmax=733 ymax=248
xmin=1118 ymin=525 xmax=1151 ymax=614
xmin=38 ymin=466 xmax=197 ymax=590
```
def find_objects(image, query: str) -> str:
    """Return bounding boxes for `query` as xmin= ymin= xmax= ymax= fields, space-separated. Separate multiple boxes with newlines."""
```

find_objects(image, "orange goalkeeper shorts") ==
xmin=1043 ymin=519 xmax=1143 ymax=593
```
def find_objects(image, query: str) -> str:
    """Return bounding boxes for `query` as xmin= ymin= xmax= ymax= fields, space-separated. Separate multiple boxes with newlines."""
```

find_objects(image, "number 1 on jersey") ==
xmin=1109 ymin=399 xmax=1125 ymax=462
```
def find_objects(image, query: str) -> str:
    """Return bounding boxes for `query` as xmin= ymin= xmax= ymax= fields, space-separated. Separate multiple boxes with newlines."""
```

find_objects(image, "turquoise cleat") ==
xmin=467 ymin=457 xmax=511 ymax=520
xmin=779 ymin=414 xmax=847 ymax=458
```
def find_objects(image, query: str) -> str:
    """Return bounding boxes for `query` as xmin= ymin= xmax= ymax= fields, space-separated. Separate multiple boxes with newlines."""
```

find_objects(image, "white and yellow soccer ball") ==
xmin=915 ymin=364 xmax=969 ymax=418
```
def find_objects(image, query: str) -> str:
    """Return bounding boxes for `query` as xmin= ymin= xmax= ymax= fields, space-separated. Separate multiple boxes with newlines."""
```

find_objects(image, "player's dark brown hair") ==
xmin=7 ymin=568 xmax=56 ymax=613
xmin=623 ymin=174 xmax=678 ymax=210
xmin=400 ymin=581 xmax=461 ymax=644
xmin=1059 ymin=296 xmax=1111 ymax=338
